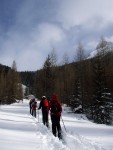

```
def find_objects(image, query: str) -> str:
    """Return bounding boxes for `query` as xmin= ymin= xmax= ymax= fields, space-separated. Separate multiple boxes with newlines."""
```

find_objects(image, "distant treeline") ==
xmin=0 ymin=61 xmax=23 ymax=104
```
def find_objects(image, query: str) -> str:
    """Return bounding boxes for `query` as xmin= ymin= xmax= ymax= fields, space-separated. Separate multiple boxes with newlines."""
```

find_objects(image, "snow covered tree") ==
xmin=76 ymin=42 xmax=85 ymax=113
xmin=70 ymin=79 xmax=82 ymax=113
xmin=92 ymin=39 xmax=113 ymax=124
xmin=101 ymin=88 xmax=113 ymax=124
xmin=69 ymin=42 xmax=86 ymax=113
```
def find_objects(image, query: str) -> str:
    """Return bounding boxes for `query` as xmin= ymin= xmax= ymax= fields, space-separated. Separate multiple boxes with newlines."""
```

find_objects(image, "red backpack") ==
xmin=43 ymin=99 xmax=49 ymax=107
xmin=51 ymin=101 xmax=60 ymax=114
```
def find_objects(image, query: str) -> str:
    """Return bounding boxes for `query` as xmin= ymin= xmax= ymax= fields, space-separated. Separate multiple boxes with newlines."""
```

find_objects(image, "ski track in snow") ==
xmin=0 ymin=100 xmax=113 ymax=150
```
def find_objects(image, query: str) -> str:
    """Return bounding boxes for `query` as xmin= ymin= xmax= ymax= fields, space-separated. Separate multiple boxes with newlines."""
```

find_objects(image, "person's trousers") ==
xmin=42 ymin=111 xmax=49 ymax=127
xmin=51 ymin=115 xmax=61 ymax=138
xmin=30 ymin=106 xmax=32 ymax=114
xmin=32 ymin=109 xmax=36 ymax=117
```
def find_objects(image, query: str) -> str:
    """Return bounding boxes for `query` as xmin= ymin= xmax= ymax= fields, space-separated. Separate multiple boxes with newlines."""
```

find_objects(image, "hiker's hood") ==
xmin=51 ymin=95 xmax=58 ymax=101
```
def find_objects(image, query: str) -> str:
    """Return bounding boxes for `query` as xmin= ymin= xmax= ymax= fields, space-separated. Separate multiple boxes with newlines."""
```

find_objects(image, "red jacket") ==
xmin=38 ymin=98 xmax=49 ymax=112
xmin=49 ymin=95 xmax=62 ymax=116
xmin=32 ymin=101 xmax=37 ymax=110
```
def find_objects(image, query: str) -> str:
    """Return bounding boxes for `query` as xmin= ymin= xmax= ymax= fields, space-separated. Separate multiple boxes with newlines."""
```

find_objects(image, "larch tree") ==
xmin=71 ymin=42 xmax=85 ymax=113
xmin=34 ymin=49 xmax=57 ymax=99
xmin=62 ymin=51 xmax=70 ymax=105
xmin=6 ymin=60 xmax=23 ymax=104
xmin=43 ymin=55 xmax=54 ymax=98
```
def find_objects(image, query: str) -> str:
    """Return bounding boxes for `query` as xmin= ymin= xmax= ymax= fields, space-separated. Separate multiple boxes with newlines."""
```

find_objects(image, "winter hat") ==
xmin=42 ymin=96 xmax=46 ymax=100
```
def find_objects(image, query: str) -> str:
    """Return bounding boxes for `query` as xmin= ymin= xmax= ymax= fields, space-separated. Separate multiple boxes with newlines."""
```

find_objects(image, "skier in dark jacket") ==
xmin=29 ymin=99 xmax=35 ymax=115
xmin=49 ymin=94 xmax=62 ymax=139
xmin=31 ymin=100 xmax=37 ymax=118
xmin=38 ymin=96 xmax=49 ymax=127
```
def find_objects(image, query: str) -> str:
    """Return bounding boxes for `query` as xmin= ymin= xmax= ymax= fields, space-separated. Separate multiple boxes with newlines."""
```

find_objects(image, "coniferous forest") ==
xmin=0 ymin=38 xmax=113 ymax=125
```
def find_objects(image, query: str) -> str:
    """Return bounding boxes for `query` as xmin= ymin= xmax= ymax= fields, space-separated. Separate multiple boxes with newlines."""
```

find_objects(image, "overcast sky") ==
xmin=0 ymin=0 xmax=113 ymax=71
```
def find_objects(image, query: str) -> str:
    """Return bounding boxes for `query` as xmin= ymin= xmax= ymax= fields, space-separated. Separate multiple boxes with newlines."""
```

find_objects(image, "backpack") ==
xmin=43 ymin=99 xmax=49 ymax=107
xmin=30 ymin=99 xmax=34 ymax=107
xmin=51 ymin=101 xmax=60 ymax=114
xmin=31 ymin=101 xmax=37 ymax=109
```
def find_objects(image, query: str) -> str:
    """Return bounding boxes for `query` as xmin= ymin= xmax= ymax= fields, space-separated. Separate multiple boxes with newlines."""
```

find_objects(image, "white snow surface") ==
xmin=0 ymin=99 xmax=113 ymax=150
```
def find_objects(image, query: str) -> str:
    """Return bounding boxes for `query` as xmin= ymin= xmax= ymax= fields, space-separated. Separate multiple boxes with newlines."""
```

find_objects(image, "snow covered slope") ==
xmin=87 ymin=41 xmax=113 ymax=59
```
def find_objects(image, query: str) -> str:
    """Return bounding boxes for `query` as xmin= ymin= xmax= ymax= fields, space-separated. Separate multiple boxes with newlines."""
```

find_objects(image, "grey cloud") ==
xmin=57 ymin=0 xmax=113 ymax=29
xmin=0 ymin=0 xmax=113 ymax=71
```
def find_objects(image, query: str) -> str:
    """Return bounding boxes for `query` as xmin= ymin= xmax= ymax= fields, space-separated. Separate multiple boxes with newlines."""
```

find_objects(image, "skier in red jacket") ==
xmin=49 ymin=94 xmax=62 ymax=139
xmin=38 ymin=96 xmax=49 ymax=127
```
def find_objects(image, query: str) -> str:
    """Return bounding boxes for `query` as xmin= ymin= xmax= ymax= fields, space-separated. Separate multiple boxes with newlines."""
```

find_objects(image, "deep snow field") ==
xmin=0 ymin=99 xmax=113 ymax=150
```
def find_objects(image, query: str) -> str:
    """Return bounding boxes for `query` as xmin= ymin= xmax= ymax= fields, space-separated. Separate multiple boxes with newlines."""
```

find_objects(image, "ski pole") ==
xmin=38 ymin=109 xmax=39 ymax=122
xmin=61 ymin=116 xmax=67 ymax=133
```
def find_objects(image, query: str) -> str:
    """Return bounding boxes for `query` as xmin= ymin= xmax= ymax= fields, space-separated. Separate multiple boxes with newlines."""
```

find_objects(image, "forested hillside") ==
xmin=0 ymin=38 xmax=113 ymax=125
xmin=33 ymin=39 xmax=113 ymax=125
